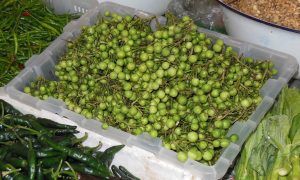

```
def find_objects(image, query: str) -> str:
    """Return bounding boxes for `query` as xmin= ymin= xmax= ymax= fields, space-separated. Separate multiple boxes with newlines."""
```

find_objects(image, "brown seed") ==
xmin=223 ymin=0 xmax=300 ymax=30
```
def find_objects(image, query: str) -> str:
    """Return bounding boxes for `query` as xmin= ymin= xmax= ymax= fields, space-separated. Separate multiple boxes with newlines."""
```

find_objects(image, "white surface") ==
xmin=221 ymin=6 xmax=300 ymax=78
xmin=97 ymin=0 xmax=171 ymax=15
xmin=0 ymin=88 xmax=197 ymax=180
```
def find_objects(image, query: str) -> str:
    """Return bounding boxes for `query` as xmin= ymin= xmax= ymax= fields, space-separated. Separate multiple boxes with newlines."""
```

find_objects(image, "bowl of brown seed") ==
xmin=217 ymin=0 xmax=300 ymax=78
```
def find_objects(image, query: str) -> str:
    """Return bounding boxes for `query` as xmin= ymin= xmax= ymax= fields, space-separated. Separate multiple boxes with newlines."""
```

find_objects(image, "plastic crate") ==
xmin=4 ymin=2 xmax=298 ymax=179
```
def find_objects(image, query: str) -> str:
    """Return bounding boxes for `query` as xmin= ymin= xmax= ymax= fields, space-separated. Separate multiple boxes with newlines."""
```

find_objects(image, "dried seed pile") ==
xmin=224 ymin=0 xmax=300 ymax=31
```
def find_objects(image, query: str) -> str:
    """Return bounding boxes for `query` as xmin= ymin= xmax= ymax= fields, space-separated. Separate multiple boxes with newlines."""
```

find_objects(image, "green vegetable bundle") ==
xmin=24 ymin=12 xmax=277 ymax=164
xmin=234 ymin=87 xmax=300 ymax=180
xmin=0 ymin=100 xmax=139 ymax=180
xmin=0 ymin=0 xmax=77 ymax=86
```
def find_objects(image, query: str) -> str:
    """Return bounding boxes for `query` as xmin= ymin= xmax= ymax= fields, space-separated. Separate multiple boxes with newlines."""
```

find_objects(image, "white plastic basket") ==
xmin=4 ymin=2 xmax=298 ymax=180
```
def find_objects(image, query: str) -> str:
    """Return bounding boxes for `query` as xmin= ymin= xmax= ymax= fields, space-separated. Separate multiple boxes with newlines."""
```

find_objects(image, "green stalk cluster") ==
xmin=25 ymin=12 xmax=277 ymax=164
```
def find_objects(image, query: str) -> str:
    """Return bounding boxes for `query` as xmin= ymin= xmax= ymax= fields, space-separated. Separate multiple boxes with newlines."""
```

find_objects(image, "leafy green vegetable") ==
xmin=234 ymin=87 xmax=300 ymax=180
xmin=264 ymin=115 xmax=290 ymax=150
xmin=235 ymin=118 xmax=265 ymax=179
xmin=289 ymin=114 xmax=300 ymax=143
xmin=280 ymin=88 xmax=300 ymax=118
xmin=289 ymin=155 xmax=300 ymax=180
xmin=249 ymin=140 xmax=276 ymax=176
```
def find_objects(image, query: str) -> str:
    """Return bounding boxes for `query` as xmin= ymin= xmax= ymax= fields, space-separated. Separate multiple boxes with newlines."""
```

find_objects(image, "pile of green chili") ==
xmin=0 ymin=99 xmax=140 ymax=180
xmin=0 ymin=0 xmax=77 ymax=86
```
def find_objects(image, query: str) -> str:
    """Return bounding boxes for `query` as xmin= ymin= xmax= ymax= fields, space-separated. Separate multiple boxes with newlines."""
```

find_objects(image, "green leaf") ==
xmin=234 ymin=118 xmax=267 ymax=179
xmin=272 ymin=87 xmax=300 ymax=118
xmin=292 ymin=146 xmax=300 ymax=155
xmin=98 ymin=145 xmax=125 ymax=168
xmin=281 ymin=88 xmax=300 ymax=118
xmin=265 ymin=145 xmax=292 ymax=178
xmin=264 ymin=115 xmax=291 ymax=151
xmin=249 ymin=134 xmax=277 ymax=176
xmin=289 ymin=113 xmax=300 ymax=143
xmin=262 ymin=143 xmax=277 ymax=174
xmin=289 ymin=155 xmax=300 ymax=179
xmin=249 ymin=142 xmax=266 ymax=175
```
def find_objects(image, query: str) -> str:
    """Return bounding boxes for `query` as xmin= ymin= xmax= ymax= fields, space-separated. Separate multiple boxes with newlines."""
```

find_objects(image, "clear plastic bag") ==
xmin=167 ymin=0 xmax=226 ymax=34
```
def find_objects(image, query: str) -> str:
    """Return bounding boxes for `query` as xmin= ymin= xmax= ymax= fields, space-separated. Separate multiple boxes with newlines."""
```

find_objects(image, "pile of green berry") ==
xmin=24 ymin=12 xmax=277 ymax=164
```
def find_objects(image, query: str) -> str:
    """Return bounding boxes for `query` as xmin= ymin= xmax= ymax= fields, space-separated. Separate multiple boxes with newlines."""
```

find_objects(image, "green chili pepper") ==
xmin=3 ymin=115 xmax=33 ymax=127
xmin=79 ymin=141 xmax=102 ymax=154
xmin=7 ymin=142 xmax=55 ymax=158
xmin=36 ymin=118 xmax=77 ymax=130
xmin=4 ymin=115 xmax=47 ymax=133
xmin=36 ymin=165 xmax=43 ymax=180
xmin=61 ymin=162 xmax=108 ymax=178
xmin=111 ymin=165 xmax=129 ymax=179
xmin=38 ymin=135 xmax=111 ymax=178
xmin=0 ymin=0 xmax=77 ymax=85
xmin=2 ymin=173 xmax=29 ymax=180
xmin=42 ymin=133 xmax=87 ymax=151
xmin=53 ymin=133 xmax=88 ymax=146
xmin=36 ymin=149 xmax=62 ymax=158
xmin=0 ymin=131 xmax=16 ymax=141
xmin=0 ymin=161 xmax=29 ymax=180
xmin=0 ymin=100 xmax=21 ymax=116
xmin=0 ymin=147 xmax=9 ymax=160
xmin=92 ymin=151 xmax=104 ymax=159
xmin=68 ymin=132 xmax=88 ymax=146
xmin=0 ymin=161 xmax=9 ymax=171
xmin=119 ymin=166 xmax=140 ymax=180
xmin=98 ymin=145 xmax=125 ymax=168
xmin=13 ymin=32 xmax=18 ymax=55
xmin=39 ymin=155 xmax=66 ymax=168
xmin=2 ymin=0 xmax=16 ymax=8
xmin=5 ymin=157 xmax=28 ymax=168
xmin=8 ymin=142 xmax=28 ymax=158
xmin=49 ymin=128 xmax=79 ymax=135
xmin=43 ymin=136 xmax=76 ymax=151
xmin=30 ymin=15 xmax=60 ymax=35
xmin=23 ymin=136 xmax=42 ymax=148
xmin=27 ymin=141 xmax=36 ymax=180
xmin=0 ymin=129 xmax=32 ymax=141
xmin=111 ymin=165 xmax=140 ymax=180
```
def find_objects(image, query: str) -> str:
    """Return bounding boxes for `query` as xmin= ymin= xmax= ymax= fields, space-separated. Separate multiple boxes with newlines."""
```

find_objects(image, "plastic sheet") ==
xmin=167 ymin=0 xmax=227 ymax=34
